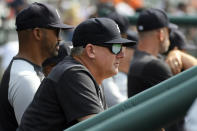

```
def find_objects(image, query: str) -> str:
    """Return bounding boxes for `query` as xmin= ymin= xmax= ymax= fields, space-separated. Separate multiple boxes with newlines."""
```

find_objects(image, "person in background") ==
xmin=0 ymin=41 xmax=19 ymax=74
xmin=18 ymin=18 xmax=136 ymax=131
xmin=0 ymin=2 xmax=73 ymax=131
xmin=104 ymin=12 xmax=130 ymax=38
xmin=127 ymin=8 xmax=177 ymax=97
xmin=161 ymin=28 xmax=197 ymax=131
xmin=166 ymin=44 xmax=197 ymax=131
xmin=171 ymin=50 xmax=197 ymax=131
xmin=7 ymin=0 xmax=28 ymax=15
xmin=165 ymin=29 xmax=197 ymax=75
xmin=167 ymin=29 xmax=196 ymax=54
xmin=175 ymin=2 xmax=189 ymax=16
xmin=127 ymin=8 xmax=184 ymax=131
xmin=164 ymin=49 xmax=197 ymax=131
xmin=166 ymin=49 xmax=197 ymax=74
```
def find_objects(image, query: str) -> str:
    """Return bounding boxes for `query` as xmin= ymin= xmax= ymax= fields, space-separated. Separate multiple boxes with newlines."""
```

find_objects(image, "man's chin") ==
xmin=104 ymin=70 xmax=118 ymax=79
xmin=112 ymin=69 xmax=119 ymax=76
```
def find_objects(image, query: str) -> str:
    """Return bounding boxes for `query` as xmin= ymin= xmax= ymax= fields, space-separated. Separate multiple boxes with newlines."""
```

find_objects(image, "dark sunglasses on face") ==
xmin=95 ymin=43 xmax=123 ymax=55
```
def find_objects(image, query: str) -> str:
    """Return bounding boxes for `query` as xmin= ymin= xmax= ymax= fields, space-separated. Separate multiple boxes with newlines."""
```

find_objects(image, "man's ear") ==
xmin=158 ymin=28 xmax=165 ymax=42
xmin=85 ymin=44 xmax=96 ymax=58
xmin=32 ymin=28 xmax=42 ymax=40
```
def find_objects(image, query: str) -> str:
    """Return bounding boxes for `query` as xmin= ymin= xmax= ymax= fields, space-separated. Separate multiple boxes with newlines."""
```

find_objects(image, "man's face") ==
xmin=119 ymin=47 xmax=135 ymax=73
xmin=41 ymin=28 xmax=61 ymax=58
xmin=93 ymin=44 xmax=125 ymax=79
xmin=160 ymin=28 xmax=170 ymax=53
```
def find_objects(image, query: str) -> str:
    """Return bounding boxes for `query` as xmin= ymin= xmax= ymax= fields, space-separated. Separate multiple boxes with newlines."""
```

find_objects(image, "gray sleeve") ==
xmin=8 ymin=74 xmax=41 ymax=124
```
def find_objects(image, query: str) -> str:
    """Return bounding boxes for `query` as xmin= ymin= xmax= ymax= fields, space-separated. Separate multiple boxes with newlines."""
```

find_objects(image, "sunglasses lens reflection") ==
xmin=112 ymin=44 xmax=122 ymax=54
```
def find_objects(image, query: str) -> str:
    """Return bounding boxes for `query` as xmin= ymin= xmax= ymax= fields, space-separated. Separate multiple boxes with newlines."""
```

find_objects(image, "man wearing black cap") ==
xmin=128 ymin=8 xmax=176 ymax=97
xmin=0 ymin=2 xmax=73 ymax=131
xmin=164 ymin=29 xmax=195 ymax=75
xmin=101 ymin=12 xmax=138 ymax=107
xmin=18 ymin=17 xmax=136 ymax=131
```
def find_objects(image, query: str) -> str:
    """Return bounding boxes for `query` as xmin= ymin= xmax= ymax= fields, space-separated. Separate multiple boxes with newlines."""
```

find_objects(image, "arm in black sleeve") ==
xmin=56 ymin=67 xmax=104 ymax=123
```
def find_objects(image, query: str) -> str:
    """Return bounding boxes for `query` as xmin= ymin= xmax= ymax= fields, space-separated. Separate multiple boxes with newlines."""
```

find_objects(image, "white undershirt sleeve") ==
xmin=102 ymin=77 xmax=127 ymax=108
xmin=8 ymin=74 xmax=40 ymax=124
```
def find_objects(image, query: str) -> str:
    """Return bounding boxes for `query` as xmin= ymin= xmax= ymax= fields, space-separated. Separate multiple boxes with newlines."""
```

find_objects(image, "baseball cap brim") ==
xmin=104 ymin=37 xmax=136 ymax=47
xmin=49 ymin=23 xmax=74 ymax=30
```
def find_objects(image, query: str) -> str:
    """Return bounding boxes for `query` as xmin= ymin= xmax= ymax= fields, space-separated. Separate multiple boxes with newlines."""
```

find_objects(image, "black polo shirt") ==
xmin=19 ymin=56 xmax=106 ymax=131
xmin=128 ymin=50 xmax=173 ymax=97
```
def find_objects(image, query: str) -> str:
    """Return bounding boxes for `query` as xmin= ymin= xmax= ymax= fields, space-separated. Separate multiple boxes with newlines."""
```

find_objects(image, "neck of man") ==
xmin=138 ymin=38 xmax=160 ymax=57
xmin=16 ymin=43 xmax=45 ymax=67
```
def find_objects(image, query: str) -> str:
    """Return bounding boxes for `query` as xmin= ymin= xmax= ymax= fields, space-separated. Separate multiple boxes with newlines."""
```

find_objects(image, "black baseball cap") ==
xmin=137 ymin=8 xmax=177 ymax=32
xmin=105 ymin=12 xmax=130 ymax=34
xmin=169 ymin=29 xmax=197 ymax=51
xmin=72 ymin=18 xmax=136 ymax=47
xmin=15 ymin=2 xmax=73 ymax=31
xmin=127 ymin=30 xmax=138 ymax=49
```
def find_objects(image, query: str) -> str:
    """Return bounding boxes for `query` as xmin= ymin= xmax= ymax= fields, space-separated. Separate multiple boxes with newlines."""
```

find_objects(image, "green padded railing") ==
xmin=65 ymin=66 xmax=197 ymax=131
xmin=87 ymin=74 xmax=197 ymax=131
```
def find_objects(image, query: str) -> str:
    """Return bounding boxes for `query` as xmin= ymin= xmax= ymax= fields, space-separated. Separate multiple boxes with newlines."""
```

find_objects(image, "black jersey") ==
xmin=128 ymin=50 xmax=173 ymax=97
xmin=19 ymin=56 xmax=106 ymax=131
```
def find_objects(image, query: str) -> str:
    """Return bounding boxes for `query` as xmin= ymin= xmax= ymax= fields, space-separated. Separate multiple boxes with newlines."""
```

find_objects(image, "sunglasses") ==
xmin=94 ymin=43 xmax=123 ymax=55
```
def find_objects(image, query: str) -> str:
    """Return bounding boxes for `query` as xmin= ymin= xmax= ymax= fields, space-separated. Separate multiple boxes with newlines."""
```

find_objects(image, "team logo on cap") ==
xmin=56 ymin=9 xmax=60 ymax=18
xmin=115 ymin=24 xmax=120 ymax=33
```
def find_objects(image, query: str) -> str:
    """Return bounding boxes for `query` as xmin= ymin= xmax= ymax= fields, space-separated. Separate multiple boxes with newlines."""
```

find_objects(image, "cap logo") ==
xmin=115 ymin=24 xmax=120 ymax=33
xmin=138 ymin=25 xmax=144 ymax=31
xmin=56 ymin=9 xmax=60 ymax=19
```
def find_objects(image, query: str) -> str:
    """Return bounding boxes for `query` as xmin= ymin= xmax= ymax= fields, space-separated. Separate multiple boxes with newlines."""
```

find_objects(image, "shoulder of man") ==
xmin=129 ymin=50 xmax=157 ymax=75
xmin=47 ymin=56 xmax=88 ymax=83
xmin=144 ymin=58 xmax=173 ymax=77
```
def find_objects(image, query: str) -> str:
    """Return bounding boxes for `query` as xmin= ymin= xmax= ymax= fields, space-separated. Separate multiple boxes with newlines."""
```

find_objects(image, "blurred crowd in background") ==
xmin=0 ymin=0 xmax=197 ymax=80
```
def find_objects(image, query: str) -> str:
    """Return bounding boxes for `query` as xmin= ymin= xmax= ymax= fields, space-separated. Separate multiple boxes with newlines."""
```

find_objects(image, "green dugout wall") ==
xmin=66 ymin=66 xmax=197 ymax=131
xmin=87 ymin=74 xmax=197 ymax=131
